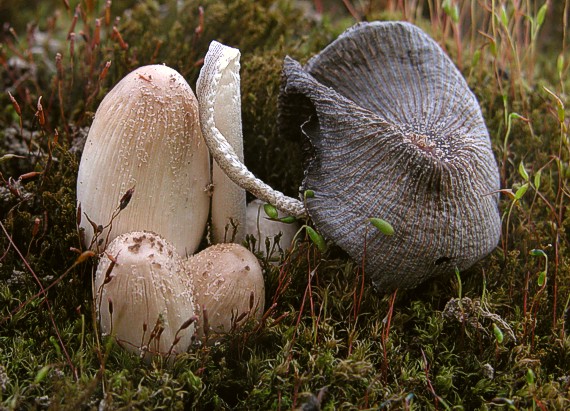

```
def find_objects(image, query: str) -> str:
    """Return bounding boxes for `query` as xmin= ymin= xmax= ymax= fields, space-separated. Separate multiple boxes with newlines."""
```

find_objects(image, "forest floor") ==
xmin=1 ymin=0 xmax=569 ymax=409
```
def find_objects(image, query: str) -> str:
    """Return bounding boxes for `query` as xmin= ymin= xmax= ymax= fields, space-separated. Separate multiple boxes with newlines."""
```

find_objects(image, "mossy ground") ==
xmin=1 ymin=0 xmax=569 ymax=409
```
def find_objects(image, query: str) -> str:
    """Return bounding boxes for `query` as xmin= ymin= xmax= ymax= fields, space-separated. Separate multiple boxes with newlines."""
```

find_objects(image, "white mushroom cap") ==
xmin=246 ymin=199 xmax=299 ymax=260
xmin=187 ymin=243 xmax=265 ymax=341
xmin=77 ymin=64 xmax=210 ymax=256
xmin=95 ymin=231 xmax=196 ymax=361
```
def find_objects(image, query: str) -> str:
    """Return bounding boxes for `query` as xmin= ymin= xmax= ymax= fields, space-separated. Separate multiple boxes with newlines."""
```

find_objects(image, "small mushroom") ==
xmin=197 ymin=22 xmax=501 ymax=291
xmin=95 ymin=231 xmax=196 ymax=360
xmin=187 ymin=243 xmax=265 ymax=341
xmin=197 ymin=41 xmax=246 ymax=243
xmin=77 ymin=64 xmax=210 ymax=256
xmin=245 ymin=199 xmax=299 ymax=260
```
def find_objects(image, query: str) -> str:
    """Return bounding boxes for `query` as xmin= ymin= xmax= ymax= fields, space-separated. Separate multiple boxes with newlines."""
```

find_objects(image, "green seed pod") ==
xmin=492 ymin=323 xmax=504 ymax=344
xmin=306 ymin=226 xmax=327 ymax=253
xmin=369 ymin=218 xmax=395 ymax=236
xmin=263 ymin=203 xmax=279 ymax=219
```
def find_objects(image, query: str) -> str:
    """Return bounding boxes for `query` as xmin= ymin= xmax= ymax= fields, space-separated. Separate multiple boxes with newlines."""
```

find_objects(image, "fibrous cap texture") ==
xmin=279 ymin=21 xmax=501 ymax=291
xmin=77 ymin=64 xmax=210 ymax=256
xmin=95 ymin=231 xmax=196 ymax=360
xmin=187 ymin=242 xmax=265 ymax=341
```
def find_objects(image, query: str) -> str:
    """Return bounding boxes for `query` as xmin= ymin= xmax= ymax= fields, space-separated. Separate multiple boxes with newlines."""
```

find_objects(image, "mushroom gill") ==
xmin=279 ymin=21 xmax=501 ymax=290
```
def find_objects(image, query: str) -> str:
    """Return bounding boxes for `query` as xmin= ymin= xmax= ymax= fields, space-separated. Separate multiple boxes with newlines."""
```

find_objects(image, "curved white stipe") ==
xmin=196 ymin=41 xmax=307 ymax=219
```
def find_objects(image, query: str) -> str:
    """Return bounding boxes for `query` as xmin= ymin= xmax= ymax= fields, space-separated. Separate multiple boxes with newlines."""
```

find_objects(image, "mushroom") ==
xmin=95 ymin=231 xmax=196 ymax=360
xmin=95 ymin=231 xmax=265 ymax=357
xmin=245 ymin=199 xmax=299 ymax=260
xmin=81 ymin=63 xmax=267 ymax=360
xmin=197 ymin=41 xmax=247 ymax=243
xmin=197 ymin=22 xmax=501 ymax=291
xmin=196 ymin=42 xmax=305 ymax=218
xmin=187 ymin=242 xmax=265 ymax=341
xmin=77 ymin=64 xmax=210 ymax=256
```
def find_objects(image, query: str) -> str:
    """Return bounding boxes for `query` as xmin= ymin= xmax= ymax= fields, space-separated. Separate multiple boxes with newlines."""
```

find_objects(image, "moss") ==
xmin=2 ymin=0 xmax=570 ymax=409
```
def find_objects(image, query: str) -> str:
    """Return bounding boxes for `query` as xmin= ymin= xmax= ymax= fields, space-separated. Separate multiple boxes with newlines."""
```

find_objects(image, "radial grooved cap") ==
xmin=279 ymin=21 xmax=501 ymax=291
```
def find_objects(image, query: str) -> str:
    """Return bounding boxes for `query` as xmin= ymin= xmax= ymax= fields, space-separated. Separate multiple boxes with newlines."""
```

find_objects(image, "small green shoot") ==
xmin=0 ymin=153 xmax=26 ymax=162
xmin=279 ymin=216 xmax=297 ymax=224
xmin=442 ymin=0 xmax=459 ymax=23
xmin=533 ymin=170 xmax=541 ymax=191
xmin=260 ymin=203 xmax=296 ymax=224
xmin=528 ymin=3 xmax=547 ymax=41
xmin=557 ymin=53 xmax=565 ymax=84
xmin=514 ymin=183 xmax=529 ymax=200
xmin=503 ymin=111 xmax=528 ymax=161
xmin=454 ymin=267 xmax=462 ymax=301
xmin=50 ymin=336 xmax=62 ymax=358
xmin=526 ymin=368 xmax=535 ymax=385
xmin=536 ymin=3 xmax=547 ymax=27
xmin=34 ymin=365 xmax=51 ymax=384
xmin=304 ymin=189 xmax=315 ymax=199
xmin=529 ymin=249 xmax=548 ymax=287
xmin=263 ymin=203 xmax=279 ymax=220
xmin=543 ymin=86 xmax=566 ymax=124
xmin=493 ymin=323 xmax=504 ymax=344
xmin=518 ymin=161 xmax=529 ymax=181
xmin=499 ymin=5 xmax=509 ymax=29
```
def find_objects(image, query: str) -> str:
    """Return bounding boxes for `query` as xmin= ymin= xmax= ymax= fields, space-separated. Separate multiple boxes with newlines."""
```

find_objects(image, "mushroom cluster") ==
xmin=96 ymin=232 xmax=264 ymax=359
xmin=78 ymin=64 xmax=269 ymax=360
xmin=197 ymin=22 xmax=501 ymax=292
xmin=79 ymin=21 xmax=502 ymax=359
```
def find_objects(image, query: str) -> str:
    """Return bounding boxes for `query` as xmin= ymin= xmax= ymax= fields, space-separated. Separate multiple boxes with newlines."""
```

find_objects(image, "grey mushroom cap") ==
xmin=279 ymin=21 xmax=501 ymax=291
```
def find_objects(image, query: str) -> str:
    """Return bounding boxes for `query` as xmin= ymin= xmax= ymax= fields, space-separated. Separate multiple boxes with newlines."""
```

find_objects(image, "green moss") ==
xmin=2 ymin=0 xmax=570 ymax=409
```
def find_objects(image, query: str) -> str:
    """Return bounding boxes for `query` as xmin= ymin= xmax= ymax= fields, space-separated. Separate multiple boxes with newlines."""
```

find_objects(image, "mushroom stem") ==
xmin=208 ymin=41 xmax=247 ymax=243
xmin=196 ymin=41 xmax=307 ymax=219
